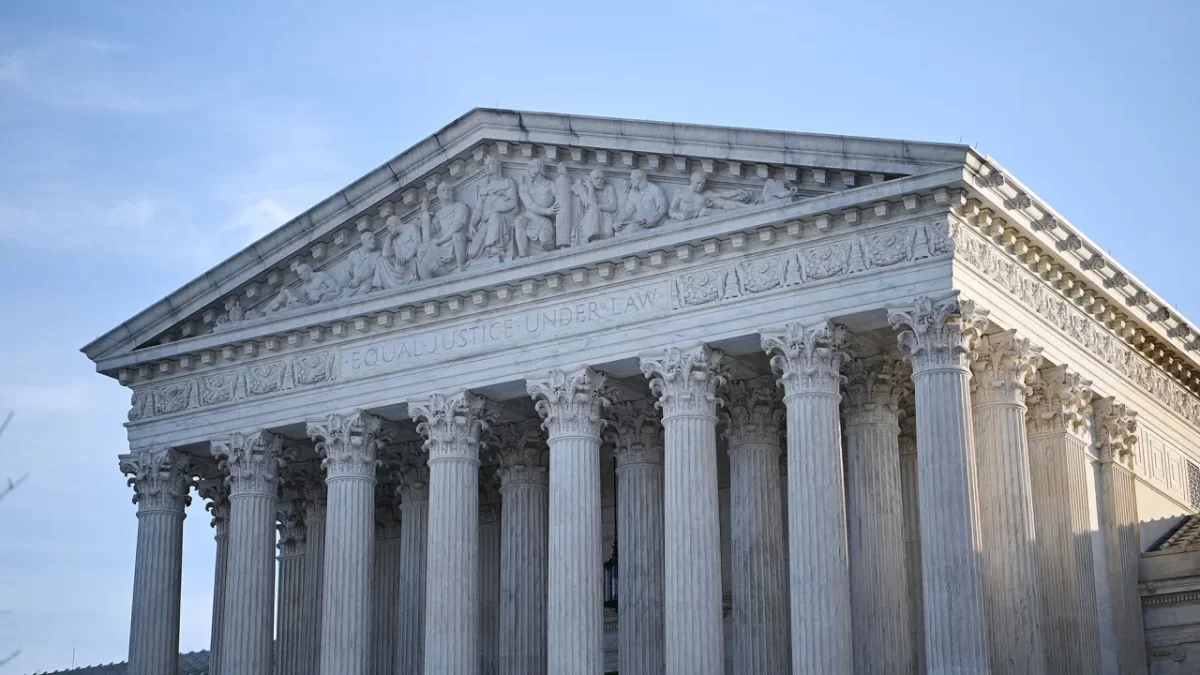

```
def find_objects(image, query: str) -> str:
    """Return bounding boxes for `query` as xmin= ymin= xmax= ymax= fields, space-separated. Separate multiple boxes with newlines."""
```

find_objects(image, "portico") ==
xmin=86 ymin=109 xmax=1200 ymax=675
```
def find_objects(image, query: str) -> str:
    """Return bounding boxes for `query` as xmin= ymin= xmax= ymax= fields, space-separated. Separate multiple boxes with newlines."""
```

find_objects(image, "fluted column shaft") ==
xmin=121 ymin=449 xmax=190 ymax=675
xmin=641 ymin=347 xmax=726 ymax=675
xmin=396 ymin=468 xmax=430 ymax=675
xmin=372 ymin=513 xmax=403 ymax=675
xmin=276 ymin=506 xmax=307 ymax=675
xmin=197 ymin=478 xmax=230 ymax=675
xmin=843 ymin=359 xmax=912 ymax=675
xmin=898 ymin=423 xmax=924 ymax=675
xmin=215 ymin=431 xmax=284 ymax=675
xmin=762 ymin=324 xmax=852 ymax=675
xmin=302 ymin=484 xmax=328 ymax=675
xmin=1094 ymin=398 xmax=1147 ymax=675
xmin=308 ymin=412 xmax=385 ymax=675
xmin=413 ymin=394 xmax=486 ymax=675
xmin=1027 ymin=366 xmax=1101 ymax=675
xmin=889 ymin=296 xmax=992 ymax=675
xmin=498 ymin=455 xmax=549 ymax=675
xmin=609 ymin=400 xmax=665 ymax=675
xmin=479 ymin=505 xmax=501 ymax=675
xmin=971 ymin=332 xmax=1045 ymax=675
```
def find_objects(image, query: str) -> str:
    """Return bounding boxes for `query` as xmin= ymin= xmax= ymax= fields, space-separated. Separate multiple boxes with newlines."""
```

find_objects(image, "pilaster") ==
xmin=528 ymin=368 xmax=610 ymax=675
xmin=888 ymin=294 xmax=992 ymax=675
xmin=641 ymin=345 xmax=726 ymax=675
xmin=761 ymin=322 xmax=852 ymax=675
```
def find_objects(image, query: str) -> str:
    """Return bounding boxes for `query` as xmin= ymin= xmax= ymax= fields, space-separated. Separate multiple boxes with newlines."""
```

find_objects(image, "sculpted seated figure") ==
xmin=262 ymin=263 xmax=341 ymax=314
xmin=514 ymin=158 xmax=559 ymax=257
xmin=468 ymin=155 xmax=517 ymax=262
xmin=572 ymin=168 xmax=619 ymax=243
xmin=668 ymin=171 xmax=753 ymax=221
xmin=377 ymin=205 xmax=421 ymax=285
xmin=416 ymin=181 xmax=469 ymax=279
xmin=343 ymin=230 xmax=386 ymax=296
xmin=615 ymin=169 xmax=668 ymax=233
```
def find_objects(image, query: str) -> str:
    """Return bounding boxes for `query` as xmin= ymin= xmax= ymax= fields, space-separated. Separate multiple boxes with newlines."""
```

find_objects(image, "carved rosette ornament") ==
xmin=1026 ymin=365 xmax=1093 ymax=439
xmin=120 ymin=448 xmax=193 ymax=514
xmin=411 ymin=392 xmax=489 ymax=464
xmin=607 ymin=398 xmax=665 ymax=467
xmin=494 ymin=420 xmax=549 ymax=487
xmin=722 ymin=376 xmax=784 ymax=447
xmin=641 ymin=344 xmax=727 ymax=420
xmin=842 ymin=357 xmax=907 ymax=429
xmin=197 ymin=473 xmax=231 ymax=530
xmin=276 ymin=499 xmax=307 ymax=557
xmin=888 ymin=294 xmax=990 ymax=375
xmin=970 ymin=330 xmax=1043 ymax=407
xmin=761 ymin=321 xmax=851 ymax=397
xmin=307 ymin=411 xmax=386 ymax=479
xmin=528 ymin=367 xmax=612 ymax=439
xmin=212 ymin=431 xmax=286 ymax=497
xmin=1094 ymin=397 xmax=1139 ymax=467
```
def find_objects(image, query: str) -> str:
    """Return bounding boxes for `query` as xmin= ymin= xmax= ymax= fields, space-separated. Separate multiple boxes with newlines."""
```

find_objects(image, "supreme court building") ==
xmin=82 ymin=109 xmax=1200 ymax=675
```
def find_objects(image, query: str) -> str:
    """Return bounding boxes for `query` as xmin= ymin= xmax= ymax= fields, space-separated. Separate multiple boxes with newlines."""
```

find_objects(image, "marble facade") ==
xmin=85 ymin=109 xmax=1200 ymax=674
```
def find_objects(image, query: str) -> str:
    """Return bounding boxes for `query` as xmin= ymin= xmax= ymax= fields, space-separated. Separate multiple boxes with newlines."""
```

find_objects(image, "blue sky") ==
xmin=0 ymin=0 xmax=1197 ymax=671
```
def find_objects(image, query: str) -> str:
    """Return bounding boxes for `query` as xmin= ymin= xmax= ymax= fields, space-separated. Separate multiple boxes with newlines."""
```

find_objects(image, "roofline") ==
xmin=81 ymin=107 xmax=972 ymax=362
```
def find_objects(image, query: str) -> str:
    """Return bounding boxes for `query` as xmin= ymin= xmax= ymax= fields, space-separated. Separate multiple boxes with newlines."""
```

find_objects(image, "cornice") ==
xmin=106 ymin=168 xmax=962 ymax=381
xmin=957 ymin=157 xmax=1200 ymax=395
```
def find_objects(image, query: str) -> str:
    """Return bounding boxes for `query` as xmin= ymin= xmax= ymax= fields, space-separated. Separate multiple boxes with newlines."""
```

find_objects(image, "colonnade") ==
xmin=118 ymin=294 xmax=1148 ymax=675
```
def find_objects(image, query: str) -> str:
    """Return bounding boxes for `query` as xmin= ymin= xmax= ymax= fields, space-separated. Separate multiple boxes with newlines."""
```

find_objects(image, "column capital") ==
xmin=898 ymin=406 xmax=917 ymax=457
xmin=291 ymin=463 xmax=328 ymax=519
xmin=608 ymin=398 xmax=665 ymax=467
xmin=119 ymin=447 xmax=192 ymax=514
xmin=375 ymin=481 xmax=403 ymax=540
xmin=843 ymin=357 xmax=906 ymax=428
xmin=970 ymin=330 xmax=1043 ymax=406
xmin=411 ymin=392 xmax=489 ymax=464
xmin=393 ymin=441 xmax=430 ymax=502
xmin=888 ymin=294 xmax=989 ymax=374
xmin=494 ymin=419 xmax=549 ymax=487
xmin=641 ymin=343 xmax=727 ymax=419
xmin=1027 ymin=365 xmax=1093 ymax=440
xmin=761 ymin=321 xmax=850 ymax=397
xmin=1094 ymin=397 xmax=1139 ymax=467
xmin=528 ymin=367 xmax=612 ymax=438
xmin=212 ymin=430 xmax=286 ymax=497
xmin=480 ymin=466 xmax=502 ymax=523
xmin=722 ymin=376 xmax=784 ymax=448
xmin=197 ymin=472 xmax=230 ymax=532
xmin=276 ymin=498 xmax=306 ymax=557
xmin=307 ymin=411 xmax=386 ymax=479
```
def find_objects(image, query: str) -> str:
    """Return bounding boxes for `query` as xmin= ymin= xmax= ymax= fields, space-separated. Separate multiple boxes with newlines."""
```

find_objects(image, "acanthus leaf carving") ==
xmin=722 ymin=375 xmax=785 ymax=447
xmin=606 ymin=398 xmax=665 ymax=467
xmin=1094 ymin=396 xmax=1138 ymax=467
xmin=842 ymin=357 xmax=907 ymax=428
xmin=211 ymin=430 xmax=287 ymax=497
xmin=527 ymin=367 xmax=612 ymax=439
xmin=306 ymin=411 xmax=386 ymax=479
xmin=970 ymin=330 xmax=1043 ymax=406
xmin=119 ymin=447 xmax=193 ymax=513
xmin=491 ymin=419 xmax=549 ymax=487
xmin=275 ymin=498 xmax=306 ymax=556
xmin=641 ymin=344 xmax=727 ymax=419
xmin=393 ymin=441 xmax=431 ymax=503
xmin=410 ymin=392 xmax=490 ymax=464
xmin=888 ymin=293 xmax=989 ymax=374
xmin=1026 ymin=365 xmax=1093 ymax=439
xmin=196 ymin=472 xmax=231 ymax=531
xmin=761 ymin=321 xmax=851 ymax=396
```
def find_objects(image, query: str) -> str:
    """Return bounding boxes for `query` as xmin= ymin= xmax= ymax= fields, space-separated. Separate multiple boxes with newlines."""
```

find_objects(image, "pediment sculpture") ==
xmin=211 ymin=154 xmax=809 ymax=332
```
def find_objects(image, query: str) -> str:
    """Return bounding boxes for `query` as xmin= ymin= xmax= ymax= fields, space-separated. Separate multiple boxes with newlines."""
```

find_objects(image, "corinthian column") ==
xmin=213 ymin=431 xmax=285 ymax=675
xmin=494 ymin=421 xmax=549 ymax=675
xmin=528 ymin=368 xmax=610 ymax=675
xmin=970 ymin=331 xmax=1046 ymax=675
xmin=1026 ymin=366 xmax=1101 ymax=675
xmin=888 ymin=295 xmax=991 ymax=675
xmin=722 ymin=376 xmax=789 ymax=675
xmin=479 ymin=468 xmax=502 ymax=675
xmin=641 ymin=345 xmax=726 ymax=675
xmin=372 ymin=481 xmax=403 ymax=675
xmin=897 ymin=411 xmax=924 ymax=674
xmin=307 ymin=411 xmax=386 ymax=675
xmin=395 ymin=445 xmax=430 ymax=675
xmin=276 ymin=498 xmax=307 ymax=675
xmin=1094 ymin=397 xmax=1148 ymax=675
xmin=842 ymin=357 xmax=912 ymax=674
xmin=119 ymin=448 xmax=191 ymax=675
xmin=300 ymin=470 xmax=328 ymax=675
xmin=411 ymin=393 xmax=487 ymax=675
xmin=197 ymin=475 xmax=230 ymax=675
xmin=761 ymin=322 xmax=852 ymax=675
xmin=608 ymin=399 xmax=665 ymax=675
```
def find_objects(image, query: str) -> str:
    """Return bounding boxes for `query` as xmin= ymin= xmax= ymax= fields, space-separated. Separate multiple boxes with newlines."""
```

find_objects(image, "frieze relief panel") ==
xmin=127 ymin=218 xmax=949 ymax=423
xmin=190 ymin=151 xmax=860 ymax=340
xmin=955 ymin=227 xmax=1200 ymax=430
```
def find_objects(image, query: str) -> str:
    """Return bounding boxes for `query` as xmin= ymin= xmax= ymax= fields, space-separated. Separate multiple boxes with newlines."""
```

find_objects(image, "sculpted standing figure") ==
xmin=514 ymin=158 xmax=559 ymax=258
xmin=417 ymin=181 xmax=470 ymax=279
xmin=468 ymin=155 xmax=518 ymax=262
xmin=573 ymin=168 xmax=619 ymax=243
xmin=616 ymin=169 xmax=668 ymax=233
xmin=668 ymin=172 xmax=753 ymax=221
xmin=344 ymin=230 xmax=385 ymax=296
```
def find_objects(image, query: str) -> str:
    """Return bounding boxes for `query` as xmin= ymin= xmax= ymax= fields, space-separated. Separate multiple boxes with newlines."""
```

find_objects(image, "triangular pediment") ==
xmin=82 ymin=108 xmax=972 ymax=372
